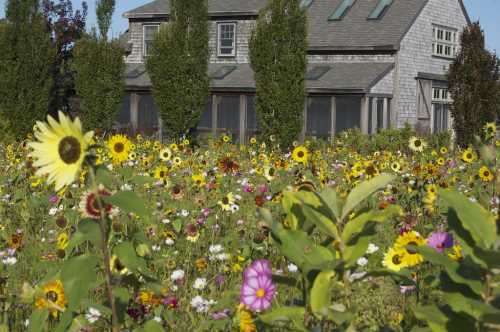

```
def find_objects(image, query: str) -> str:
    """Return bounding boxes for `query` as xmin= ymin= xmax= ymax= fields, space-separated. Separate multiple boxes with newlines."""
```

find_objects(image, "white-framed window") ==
xmin=143 ymin=24 xmax=160 ymax=57
xmin=217 ymin=22 xmax=236 ymax=57
xmin=432 ymin=87 xmax=452 ymax=133
xmin=432 ymin=25 xmax=458 ymax=59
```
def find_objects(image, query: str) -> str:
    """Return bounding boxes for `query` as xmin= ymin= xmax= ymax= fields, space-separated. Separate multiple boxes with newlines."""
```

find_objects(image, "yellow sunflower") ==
xmin=191 ymin=174 xmax=206 ymax=187
xmin=218 ymin=192 xmax=236 ymax=211
xmin=56 ymin=233 xmax=69 ymax=250
xmin=382 ymin=247 xmax=408 ymax=272
xmin=237 ymin=304 xmax=257 ymax=332
xmin=159 ymin=147 xmax=172 ymax=161
xmin=107 ymin=134 xmax=132 ymax=164
xmin=390 ymin=161 xmax=402 ymax=173
xmin=408 ymin=136 xmax=427 ymax=153
xmin=28 ymin=111 xmax=94 ymax=191
xmin=484 ymin=122 xmax=497 ymax=139
xmin=172 ymin=156 xmax=182 ymax=167
xmin=292 ymin=146 xmax=309 ymax=164
xmin=479 ymin=166 xmax=494 ymax=182
xmin=249 ymin=137 xmax=257 ymax=145
xmin=394 ymin=231 xmax=425 ymax=267
xmin=35 ymin=279 xmax=67 ymax=317
xmin=110 ymin=255 xmax=129 ymax=275
xmin=461 ymin=149 xmax=476 ymax=163
xmin=153 ymin=166 xmax=169 ymax=181
xmin=264 ymin=166 xmax=277 ymax=181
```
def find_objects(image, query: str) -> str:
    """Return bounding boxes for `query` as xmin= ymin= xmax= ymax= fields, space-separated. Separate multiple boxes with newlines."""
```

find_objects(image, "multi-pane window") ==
xmin=432 ymin=88 xmax=452 ymax=133
xmin=218 ymin=23 xmax=236 ymax=57
xmin=143 ymin=25 xmax=159 ymax=57
xmin=432 ymin=25 xmax=458 ymax=58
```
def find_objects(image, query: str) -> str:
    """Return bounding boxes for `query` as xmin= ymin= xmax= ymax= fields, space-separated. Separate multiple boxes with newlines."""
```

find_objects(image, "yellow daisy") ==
xmin=107 ymin=134 xmax=132 ymax=164
xmin=28 ymin=111 xmax=94 ymax=191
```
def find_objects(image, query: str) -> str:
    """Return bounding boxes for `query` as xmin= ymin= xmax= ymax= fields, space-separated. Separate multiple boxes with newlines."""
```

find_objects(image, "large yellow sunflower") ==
xmin=107 ymin=134 xmax=132 ymax=164
xmin=479 ymin=166 xmax=494 ymax=182
xmin=35 ymin=279 xmax=67 ymax=317
xmin=461 ymin=149 xmax=476 ymax=163
xmin=153 ymin=166 xmax=169 ymax=181
xmin=292 ymin=146 xmax=309 ymax=164
xmin=159 ymin=147 xmax=172 ymax=161
xmin=382 ymin=247 xmax=408 ymax=272
xmin=408 ymin=136 xmax=427 ymax=153
xmin=394 ymin=231 xmax=425 ymax=267
xmin=28 ymin=111 xmax=94 ymax=191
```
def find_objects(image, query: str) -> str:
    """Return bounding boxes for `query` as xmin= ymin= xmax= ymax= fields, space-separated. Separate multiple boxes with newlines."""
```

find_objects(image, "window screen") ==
xmin=433 ymin=103 xmax=449 ymax=133
xmin=246 ymin=96 xmax=259 ymax=132
xmin=217 ymin=95 xmax=240 ymax=134
xmin=118 ymin=94 xmax=131 ymax=125
xmin=218 ymin=23 xmax=236 ymax=56
xmin=143 ymin=25 xmax=159 ymax=57
xmin=306 ymin=97 xmax=331 ymax=137
xmin=335 ymin=96 xmax=361 ymax=134
xmin=198 ymin=97 xmax=212 ymax=131
xmin=329 ymin=0 xmax=355 ymax=21
xmin=138 ymin=94 xmax=159 ymax=136
xmin=377 ymin=98 xmax=384 ymax=130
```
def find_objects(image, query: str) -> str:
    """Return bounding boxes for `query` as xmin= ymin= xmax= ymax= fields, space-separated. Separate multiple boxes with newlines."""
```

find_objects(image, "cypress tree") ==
xmin=0 ymin=0 xmax=54 ymax=139
xmin=72 ymin=0 xmax=124 ymax=133
xmin=448 ymin=22 xmax=500 ymax=146
xmin=146 ymin=0 xmax=209 ymax=141
xmin=249 ymin=0 xmax=308 ymax=149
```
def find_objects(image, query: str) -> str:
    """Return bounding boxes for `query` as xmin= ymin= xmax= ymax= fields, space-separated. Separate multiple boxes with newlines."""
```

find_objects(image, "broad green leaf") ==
xmin=310 ymin=270 xmax=335 ymax=318
xmin=54 ymin=310 xmax=74 ymax=332
xmin=341 ymin=205 xmax=400 ymax=244
xmin=67 ymin=219 xmax=102 ymax=252
xmin=114 ymin=287 xmax=130 ymax=324
xmin=114 ymin=241 xmax=148 ymax=273
xmin=342 ymin=222 xmax=376 ymax=266
xmin=141 ymin=320 xmax=165 ymax=332
xmin=259 ymin=306 xmax=307 ymax=332
xmin=96 ymin=168 xmax=114 ymax=188
xmin=442 ymin=292 xmax=500 ymax=320
xmin=439 ymin=189 xmax=497 ymax=248
xmin=61 ymin=255 xmax=98 ymax=311
xmin=416 ymin=246 xmax=483 ymax=295
xmin=132 ymin=175 xmax=155 ymax=186
xmin=302 ymin=204 xmax=339 ymax=240
xmin=412 ymin=305 xmax=448 ymax=332
xmin=103 ymin=191 xmax=150 ymax=220
xmin=27 ymin=309 xmax=49 ymax=332
xmin=341 ymin=174 xmax=394 ymax=220
xmin=319 ymin=187 xmax=341 ymax=221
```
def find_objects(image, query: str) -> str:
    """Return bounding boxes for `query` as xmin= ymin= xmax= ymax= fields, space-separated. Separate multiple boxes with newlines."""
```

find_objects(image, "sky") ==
xmin=0 ymin=0 xmax=499 ymax=52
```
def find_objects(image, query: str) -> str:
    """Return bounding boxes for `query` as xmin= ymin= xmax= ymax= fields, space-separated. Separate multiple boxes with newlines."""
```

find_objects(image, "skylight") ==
xmin=328 ymin=0 xmax=356 ymax=21
xmin=368 ymin=0 xmax=393 ymax=20
xmin=211 ymin=66 xmax=237 ymax=80
xmin=306 ymin=66 xmax=331 ymax=80
xmin=299 ymin=0 xmax=313 ymax=9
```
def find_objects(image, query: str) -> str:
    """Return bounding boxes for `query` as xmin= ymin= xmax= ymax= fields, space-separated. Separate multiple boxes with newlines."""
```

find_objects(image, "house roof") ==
xmin=125 ymin=62 xmax=394 ymax=93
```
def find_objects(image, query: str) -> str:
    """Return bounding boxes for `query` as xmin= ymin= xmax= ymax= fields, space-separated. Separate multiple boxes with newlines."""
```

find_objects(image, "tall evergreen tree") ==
xmin=146 ymin=0 xmax=209 ymax=141
xmin=250 ymin=0 xmax=308 ymax=149
xmin=72 ymin=0 xmax=124 ymax=133
xmin=0 ymin=0 xmax=55 ymax=139
xmin=448 ymin=22 xmax=500 ymax=146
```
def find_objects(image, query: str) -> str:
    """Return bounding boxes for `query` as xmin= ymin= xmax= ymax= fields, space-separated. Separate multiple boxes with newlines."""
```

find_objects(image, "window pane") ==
xmin=221 ymin=39 xmax=233 ymax=47
xmin=118 ymin=94 xmax=131 ymax=125
xmin=306 ymin=97 xmax=331 ymax=137
xmin=138 ymin=94 xmax=159 ymax=136
xmin=220 ymin=48 xmax=233 ymax=55
xmin=246 ymin=95 xmax=258 ymax=130
xmin=217 ymin=95 xmax=240 ymax=133
xmin=144 ymin=26 xmax=158 ymax=40
xmin=335 ymin=96 xmax=361 ymax=134
xmin=198 ymin=97 xmax=212 ymax=129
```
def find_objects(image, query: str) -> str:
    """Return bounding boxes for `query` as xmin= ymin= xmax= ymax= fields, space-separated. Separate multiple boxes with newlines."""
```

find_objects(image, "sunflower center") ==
xmin=58 ymin=136 xmax=81 ymax=164
xmin=392 ymin=254 xmax=402 ymax=265
xmin=222 ymin=197 xmax=229 ymax=205
xmin=46 ymin=290 xmax=59 ymax=302
xmin=414 ymin=140 xmax=421 ymax=147
xmin=114 ymin=143 xmax=125 ymax=153
xmin=297 ymin=151 xmax=304 ymax=158
xmin=466 ymin=153 xmax=472 ymax=159
xmin=484 ymin=171 xmax=490 ymax=177
xmin=256 ymin=288 xmax=266 ymax=298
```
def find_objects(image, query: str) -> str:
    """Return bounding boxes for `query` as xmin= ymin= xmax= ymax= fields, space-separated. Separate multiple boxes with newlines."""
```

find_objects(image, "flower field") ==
xmin=0 ymin=113 xmax=499 ymax=331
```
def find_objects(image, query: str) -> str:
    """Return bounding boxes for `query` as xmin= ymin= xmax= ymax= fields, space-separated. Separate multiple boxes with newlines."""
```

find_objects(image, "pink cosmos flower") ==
xmin=240 ymin=275 xmax=276 ymax=312
xmin=244 ymin=259 xmax=272 ymax=279
xmin=427 ymin=231 xmax=454 ymax=253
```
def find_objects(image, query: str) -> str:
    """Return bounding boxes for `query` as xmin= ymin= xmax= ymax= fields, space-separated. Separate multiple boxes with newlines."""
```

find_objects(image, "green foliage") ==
xmin=260 ymin=174 xmax=402 ymax=330
xmin=96 ymin=0 xmax=115 ymax=39
xmin=0 ymin=0 xmax=54 ymax=139
xmin=146 ymin=0 xmax=209 ymax=140
xmin=448 ymin=22 xmax=500 ymax=147
xmin=250 ymin=0 xmax=307 ymax=149
xmin=412 ymin=189 xmax=500 ymax=332
xmin=72 ymin=32 xmax=125 ymax=132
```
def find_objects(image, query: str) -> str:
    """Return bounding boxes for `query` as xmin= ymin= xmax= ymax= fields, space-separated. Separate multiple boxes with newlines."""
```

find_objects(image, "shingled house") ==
xmin=118 ymin=0 xmax=470 ymax=141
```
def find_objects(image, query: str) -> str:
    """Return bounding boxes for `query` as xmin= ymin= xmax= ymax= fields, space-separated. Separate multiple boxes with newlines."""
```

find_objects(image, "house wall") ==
xmin=370 ymin=69 xmax=394 ymax=95
xmin=208 ymin=20 xmax=255 ymax=64
xmin=394 ymin=0 xmax=468 ymax=129
xmin=308 ymin=54 xmax=394 ymax=64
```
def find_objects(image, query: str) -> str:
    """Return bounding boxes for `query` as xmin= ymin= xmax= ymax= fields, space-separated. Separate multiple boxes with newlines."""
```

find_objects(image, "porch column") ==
xmin=371 ymin=97 xmax=378 ymax=134
xmin=130 ymin=93 xmax=139 ymax=134
xmin=330 ymin=96 xmax=336 ymax=140
xmin=360 ymin=96 xmax=369 ymax=134
xmin=382 ymin=98 xmax=389 ymax=129
xmin=239 ymin=95 xmax=247 ymax=144
xmin=211 ymin=94 xmax=218 ymax=137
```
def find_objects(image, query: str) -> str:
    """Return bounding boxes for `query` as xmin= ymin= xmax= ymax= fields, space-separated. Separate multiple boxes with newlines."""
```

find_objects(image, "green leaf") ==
xmin=341 ymin=174 xmax=394 ymax=220
xmin=302 ymin=204 xmax=339 ymax=240
xmin=439 ymin=189 xmax=497 ymax=248
xmin=416 ymin=246 xmax=484 ymax=295
xmin=53 ymin=311 xmax=74 ymax=332
xmin=132 ymin=175 xmax=155 ymax=186
xmin=442 ymin=292 xmax=500 ymax=320
xmin=412 ymin=305 xmax=448 ymax=332
xmin=310 ymin=270 xmax=335 ymax=318
xmin=27 ymin=309 xmax=49 ymax=332
xmin=95 ymin=168 xmax=114 ymax=188
xmin=259 ymin=307 xmax=307 ymax=332
xmin=341 ymin=205 xmax=400 ymax=244
xmin=319 ymin=187 xmax=342 ymax=221
xmin=141 ymin=320 xmax=165 ymax=332
xmin=114 ymin=287 xmax=130 ymax=324
xmin=114 ymin=241 xmax=148 ymax=273
xmin=67 ymin=219 xmax=102 ymax=252
xmin=61 ymin=255 xmax=98 ymax=311
xmin=103 ymin=191 xmax=150 ymax=220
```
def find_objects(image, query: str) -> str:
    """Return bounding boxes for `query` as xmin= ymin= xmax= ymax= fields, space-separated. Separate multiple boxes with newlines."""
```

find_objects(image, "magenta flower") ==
xmin=244 ymin=259 xmax=272 ymax=279
xmin=240 ymin=275 xmax=276 ymax=312
xmin=427 ymin=231 xmax=454 ymax=253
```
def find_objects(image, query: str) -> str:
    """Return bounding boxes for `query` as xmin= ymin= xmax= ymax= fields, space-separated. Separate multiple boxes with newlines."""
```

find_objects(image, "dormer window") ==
xmin=432 ymin=25 xmax=458 ymax=59
xmin=218 ymin=22 xmax=236 ymax=57
xmin=368 ymin=0 xmax=393 ymax=20
xmin=143 ymin=24 xmax=159 ymax=57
